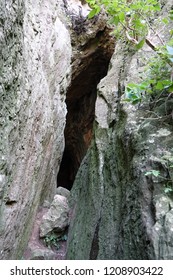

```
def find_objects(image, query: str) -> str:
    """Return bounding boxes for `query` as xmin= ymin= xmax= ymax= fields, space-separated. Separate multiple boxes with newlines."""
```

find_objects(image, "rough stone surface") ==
xmin=0 ymin=0 xmax=71 ymax=259
xmin=40 ymin=195 xmax=69 ymax=238
xmin=1 ymin=0 xmax=173 ymax=261
xmin=57 ymin=3 xmax=115 ymax=188
xmin=66 ymin=1 xmax=173 ymax=260
xmin=0 ymin=0 xmax=114 ymax=259
xmin=57 ymin=187 xmax=70 ymax=201
xmin=23 ymin=207 xmax=67 ymax=260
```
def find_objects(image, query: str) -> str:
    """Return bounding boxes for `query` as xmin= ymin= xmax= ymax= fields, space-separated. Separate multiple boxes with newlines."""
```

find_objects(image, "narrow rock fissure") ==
xmin=57 ymin=86 xmax=97 ymax=190
xmin=57 ymin=29 xmax=115 ymax=190
xmin=23 ymin=19 xmax=115 ymax=260
xmin=57 ymin=87 xmax=97 ymax=190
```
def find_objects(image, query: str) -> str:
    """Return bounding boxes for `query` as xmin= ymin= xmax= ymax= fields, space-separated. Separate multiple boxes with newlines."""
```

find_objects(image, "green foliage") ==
xmin=145 ymin=169 xmax=160 ymax=177
xmin=124 ymin=82 xmax=149 ymax=104
xmin=162 ymin=153 xmax=173 ymax=194
xmin=161 ymin=152 xmax=173 ymax=169
xmin=145 ymin=151 xmax=173 ymax=195
xmin=88 ymin=5 xmax=101 ymax=18
xmin=170 ymin=10 xmax=173 ymax=21
xmin=87 ymin=0 xmax=161 ymax=43
xmin=145 ymin=169 xmax=173 ymax=195
xmin=44 ymin=233 xmax=68 ymax=250
xmin=125 ymin=45 xmax=173 ymax=104
xmin=164 ymin=186 xmax=173 ymax=194
xmin=166 ymin=45 xmax=173 ymax=62
xmin=87 ymin=1 xmax=173 ymax=105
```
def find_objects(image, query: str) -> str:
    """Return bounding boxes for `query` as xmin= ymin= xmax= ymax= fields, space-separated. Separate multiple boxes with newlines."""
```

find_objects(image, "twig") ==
xmin=125 ymin=30 xmax=138 ymax=44
xmin=139 ymin=115 xmax=171 ymax=120
xmin=138 ymin=12 xmax=165 ymax=45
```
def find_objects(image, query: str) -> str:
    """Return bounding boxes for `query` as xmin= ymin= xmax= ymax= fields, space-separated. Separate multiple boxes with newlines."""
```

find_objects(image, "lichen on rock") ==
xmin=40 ymin=195 xmax=69 ymax=238
xmin=0 ymin=0 xmax=71 ymax=259
xmin=66 ymin=2 xmax=173 ymax=259
xmin=1 ymin=0 xmax=173 ymax=260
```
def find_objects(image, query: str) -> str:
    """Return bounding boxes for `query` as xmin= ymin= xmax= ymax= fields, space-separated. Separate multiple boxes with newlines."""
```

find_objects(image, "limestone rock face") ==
xmin=2 ymin=0 xmax=172 ymax=261
xmin=66 ymin=2 xmax=173 ymax=259
xmin=0 ymin=0 xmax=71 ymax=259
xmin=0 ymin=0 xmax=114 ymax=260
xmin=40 ymin=195 xmax=69 ymax=237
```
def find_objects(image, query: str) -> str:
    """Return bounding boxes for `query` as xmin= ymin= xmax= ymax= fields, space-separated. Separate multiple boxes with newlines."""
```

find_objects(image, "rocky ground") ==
xmin=23 ymin=207 xmax=67 ymax=260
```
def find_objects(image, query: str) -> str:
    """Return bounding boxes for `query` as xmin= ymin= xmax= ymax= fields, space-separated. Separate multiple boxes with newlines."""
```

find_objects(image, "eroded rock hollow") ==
xmin=1 ymin=0 xmax=173 ymax=260
xmin=57 ymin=28 xmax=114 ymax=189
xmin=66 ymin=1 xmax=173 ymax=260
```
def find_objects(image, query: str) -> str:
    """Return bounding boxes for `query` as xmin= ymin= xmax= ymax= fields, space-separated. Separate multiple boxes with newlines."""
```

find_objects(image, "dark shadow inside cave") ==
xmin=57 ymin=149 xmax=74 ymax=190
xmin=57 ymin=86 xmax=97 ymax=190
xmin=57 ymin=28 xmax=115 ymax=190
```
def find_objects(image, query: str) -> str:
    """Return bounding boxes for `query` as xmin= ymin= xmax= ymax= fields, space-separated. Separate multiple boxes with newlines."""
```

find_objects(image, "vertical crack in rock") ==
xmin=57 ymin=27 xmax=115 ymax=190
xmin=89 ymin=220 xmax=100 ymax=260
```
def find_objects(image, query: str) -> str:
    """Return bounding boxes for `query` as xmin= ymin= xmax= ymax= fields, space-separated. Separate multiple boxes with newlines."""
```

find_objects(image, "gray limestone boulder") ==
xmin=40 ymin=195 xmax=69 ymax=237
xmin=56 ymin=187 xmax=70 ymax=201
xmin=29 ymin=248 xmax=58 ymax=260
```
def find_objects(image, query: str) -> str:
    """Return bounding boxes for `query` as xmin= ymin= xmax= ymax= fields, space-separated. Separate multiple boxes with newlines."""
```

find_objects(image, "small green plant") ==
xmin=145 ymin=169 xmax=160 ymax=177
xmin=164 ymin=185 xmax=173 ymax=194
xmin=162 ymin=153 xmax=173 ymax=194
xmin=125 ymin=45 xmax=173 ymax=104
xmin=44 ymin=233 xmax=68 ymax=250
xmin=44 ymin=233 xmax=60 ymax=249
xmin=145 ymin=164 xmax=173 ymax=195
xmin=161 ymin=152 xmax=173 ymax=169
xmin=124 ymin=82 xmax=149 ymax=104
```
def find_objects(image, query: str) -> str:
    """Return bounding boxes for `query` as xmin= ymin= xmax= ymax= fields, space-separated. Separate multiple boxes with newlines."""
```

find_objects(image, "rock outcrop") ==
xmin=0 ymin=0 xmax=71 ymax=259
xmin=66 ymin=2 xmax=173 ymax=259
xmin=1 ymin=0 xmax=173 ymax=260
xmin=57 ymin=2 xmax=115 ymax=189
xmin=40 ymin=195 xmax=69 ymax=237
xmin=0 ymin=0 xmax=114 ymax=259
xmin=22 ymin=207 xmax=67 ymax=260
xmin=57 ymin=187 xmax=70 ymax=201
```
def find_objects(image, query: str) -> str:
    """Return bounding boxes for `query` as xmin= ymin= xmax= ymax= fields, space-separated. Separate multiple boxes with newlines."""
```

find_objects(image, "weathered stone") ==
xmin=1 ymin=0 xmax=173 ymax=261
xmin=0 ymin=0 xmax=71 ymax=259
xmin=57 ymin=187 xmax=70 ymax=201
xmin=22 ymin=207 xmax=67 ymax=260
xmin=40 ymin=195 xmax=69 ymax=237
xmin=57 ymin=2 xmax=115 ymax=188
xmin=0 ymin=0 xmax=115 ymax=259
xmin=66 ymin=0 xmax=173 ymax=260
xmin=28 ymin=248 xmax=57 ymax=260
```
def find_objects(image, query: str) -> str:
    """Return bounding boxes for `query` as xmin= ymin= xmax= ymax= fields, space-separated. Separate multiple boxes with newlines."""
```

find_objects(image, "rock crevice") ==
xmin=57 ymin=8 xmax=115 ymax=189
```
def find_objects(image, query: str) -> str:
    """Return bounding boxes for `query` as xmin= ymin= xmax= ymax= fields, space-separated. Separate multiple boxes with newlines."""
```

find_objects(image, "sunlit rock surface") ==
xmin=0 ymin=0 xmax=71 ymax=259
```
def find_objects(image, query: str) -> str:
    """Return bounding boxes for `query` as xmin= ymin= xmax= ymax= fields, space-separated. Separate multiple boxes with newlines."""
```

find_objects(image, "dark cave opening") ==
xmin=56 ymin=149 xmax=74 ymax=190
xmin=57 ymin=86 xmax=97 ymax=190
xmin=57 ymin=28 xmax=115 ymax=190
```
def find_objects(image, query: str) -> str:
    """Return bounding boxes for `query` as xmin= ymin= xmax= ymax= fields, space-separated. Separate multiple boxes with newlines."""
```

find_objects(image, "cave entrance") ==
xmin=57 ymin=28 xmax=115 ymax=190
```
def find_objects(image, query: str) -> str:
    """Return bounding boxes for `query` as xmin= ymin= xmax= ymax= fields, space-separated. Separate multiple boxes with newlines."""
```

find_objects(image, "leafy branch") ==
xmin=124 ymin=45 xmax=173 ymax=104
xmin=86 ymin=1 xmax=173 ymax=104
xmin=86 ymin=0 xmax=162 ymax=49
